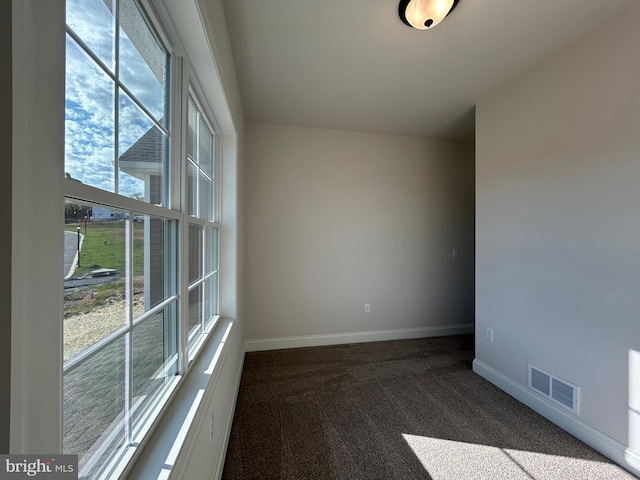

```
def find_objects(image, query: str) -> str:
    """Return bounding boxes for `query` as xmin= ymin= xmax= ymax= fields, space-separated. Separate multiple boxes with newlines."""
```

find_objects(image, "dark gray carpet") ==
xmin=222 ymin=335 xmax=635 ymax=479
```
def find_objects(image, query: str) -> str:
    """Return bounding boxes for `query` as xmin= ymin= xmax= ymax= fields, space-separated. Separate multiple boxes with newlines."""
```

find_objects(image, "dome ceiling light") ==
xmin=398 ymin=0 xmax=460 ymax=30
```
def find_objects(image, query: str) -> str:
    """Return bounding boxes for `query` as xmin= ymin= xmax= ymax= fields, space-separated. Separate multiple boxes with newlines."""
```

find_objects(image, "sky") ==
xmin=65 ymin=0 xmax=167 ymax=200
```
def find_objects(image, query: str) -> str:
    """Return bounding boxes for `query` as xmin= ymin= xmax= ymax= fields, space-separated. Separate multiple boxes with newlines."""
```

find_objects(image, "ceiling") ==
xmin=220 ymin=0 xmax=636 ymax=140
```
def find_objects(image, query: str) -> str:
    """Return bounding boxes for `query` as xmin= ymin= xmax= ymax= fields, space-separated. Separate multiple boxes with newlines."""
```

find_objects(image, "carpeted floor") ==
xmin=222 ymin=335 xmax=636 ymax=479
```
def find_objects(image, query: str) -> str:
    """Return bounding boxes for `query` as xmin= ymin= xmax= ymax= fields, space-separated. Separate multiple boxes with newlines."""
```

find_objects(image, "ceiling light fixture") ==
xmin=399 ymin=0 xmax=459 ymax=30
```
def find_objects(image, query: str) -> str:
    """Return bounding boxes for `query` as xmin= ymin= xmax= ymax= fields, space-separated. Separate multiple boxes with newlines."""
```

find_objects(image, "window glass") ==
xmin=187 ymin=223 xmax=219 ymax=355
xmin=199 ymin=172 xmax=212 ymax=221
xmin=63 ymin=201 xmax=179 ymax=476
xmin=204 ymin=226 xmax=217 ymax=275
xmin=118 ymin=0 xmax=167 ymax=121
xmin=65 ymin=0 xmax=168 ymax=204
xmin=187 ymin=94 xmax=215 ymax=221
xmin=63 ymin=336 xmax=126 ymax=478
xmin=65 ymin=35 xmax=116 ymax=191
xmin=188 ymin=223 xmax=203 ymax=284
xmin=188 ymin=97 xmax=197 ymax=159
xmin=118 ymin=91 xmax=167 ymax=202
xmin=63 ymin=201 xmax=127 ymax=361
xmin=133 ymin=213 xmax=175 ymax=316
xmin=187 ymin=162 xmax=197 ymax=216
xmin=198 ymin=115 xmax=213 ymax=176
xmin=204 ymin=275 xmax=218 ymax=324
xmin=66 ymin=0 xmax=116 ymax=72
xmin=131 ymin=302 xmax=178 ymax=426
xmin=188 ymin=284 xmax=203 ymax=338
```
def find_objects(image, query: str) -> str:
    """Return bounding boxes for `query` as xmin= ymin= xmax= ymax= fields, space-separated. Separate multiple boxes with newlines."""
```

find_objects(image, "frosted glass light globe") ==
xmin=404 ymin=0 xmax=455 ymax=29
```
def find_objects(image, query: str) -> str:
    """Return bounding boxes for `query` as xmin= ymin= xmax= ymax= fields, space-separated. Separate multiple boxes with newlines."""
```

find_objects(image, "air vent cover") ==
xmin=528 ymin=364 xmax=579 ymax=415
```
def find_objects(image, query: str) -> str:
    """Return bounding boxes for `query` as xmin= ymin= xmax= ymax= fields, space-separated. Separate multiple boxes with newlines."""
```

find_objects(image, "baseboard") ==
xmin=245 ymin=324 xmax=474 ymax=352
xmin=473 ymin=359 xmax=640 ymax=478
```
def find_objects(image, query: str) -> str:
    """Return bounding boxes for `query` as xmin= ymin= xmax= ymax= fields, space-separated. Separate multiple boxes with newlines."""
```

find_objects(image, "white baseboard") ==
xmin=244 ymin=324 xmax=474 ymax=352
xmin=473 ymin=359 xmax=640 ymax=478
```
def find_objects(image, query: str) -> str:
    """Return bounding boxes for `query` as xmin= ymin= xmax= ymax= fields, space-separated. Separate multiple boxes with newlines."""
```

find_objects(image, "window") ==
xmin=63 ymin=1 xmax=220 ymax=477
xmin=186 ymin=95 xmax=220 ymax=358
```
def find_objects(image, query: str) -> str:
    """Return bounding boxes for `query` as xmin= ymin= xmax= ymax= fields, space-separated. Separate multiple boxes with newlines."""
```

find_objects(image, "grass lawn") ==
xmin=65 ymin=221 xmax=144 ymax=276
xmin=64 ymin=221 xmax=146 ymax=318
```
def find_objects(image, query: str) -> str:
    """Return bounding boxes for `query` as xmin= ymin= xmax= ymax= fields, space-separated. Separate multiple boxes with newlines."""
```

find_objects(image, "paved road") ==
xmin=64 ymin=230 xmax=82 ymax=278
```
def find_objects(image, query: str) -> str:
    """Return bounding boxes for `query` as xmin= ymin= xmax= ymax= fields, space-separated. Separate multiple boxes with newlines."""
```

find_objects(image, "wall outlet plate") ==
xmin=485 ymin=327 xmax=494 ymax=342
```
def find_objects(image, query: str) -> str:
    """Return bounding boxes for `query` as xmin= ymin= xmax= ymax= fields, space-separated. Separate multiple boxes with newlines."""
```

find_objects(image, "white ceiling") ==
xmin=220 ymin=0 xmax=636 ymax=140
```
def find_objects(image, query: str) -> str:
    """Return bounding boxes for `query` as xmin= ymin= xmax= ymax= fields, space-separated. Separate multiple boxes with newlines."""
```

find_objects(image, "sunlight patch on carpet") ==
xmin=402 ymin=434 xmax=627 ymax=480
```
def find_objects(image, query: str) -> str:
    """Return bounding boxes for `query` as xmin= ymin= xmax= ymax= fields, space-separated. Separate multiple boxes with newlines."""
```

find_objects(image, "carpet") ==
xmin=222 ymin=335 xmax=635 ymax=479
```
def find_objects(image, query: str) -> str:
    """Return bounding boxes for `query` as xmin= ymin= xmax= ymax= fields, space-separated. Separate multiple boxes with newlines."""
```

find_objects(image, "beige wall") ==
xmin=475 ymin=1 xmax=640 ymax=463
xmin=244 ymin=123 xmax=474 ymax=343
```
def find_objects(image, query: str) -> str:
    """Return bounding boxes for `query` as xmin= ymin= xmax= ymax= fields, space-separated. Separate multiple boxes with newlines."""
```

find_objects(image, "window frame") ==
xmin=60 ymin=0 xmax=223 ymax=477
xmin=11 ymin=0 xmax=239 ymax=476
xmin=183 ymin=85 xmax=221 ymax=362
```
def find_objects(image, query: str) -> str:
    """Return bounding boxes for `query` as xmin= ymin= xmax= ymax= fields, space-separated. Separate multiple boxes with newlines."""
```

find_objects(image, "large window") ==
xmin=63 ymin=1 xmax=220 ymax=478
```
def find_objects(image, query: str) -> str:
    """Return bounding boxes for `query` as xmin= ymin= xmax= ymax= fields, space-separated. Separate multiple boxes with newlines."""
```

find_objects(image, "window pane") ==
xmin=64 ymin=201 xmax=127 ymax=361
xmin=133 ymin=214 xmax=176 ymax=319
xmin=118 ymin=91 xmax=166 ymax=204
xmin=188 ymin=284 xmax=203 ymax=337
xmin=132 ymin=302 xmax=178 ymax=427
xmin=66 ymin=0 xmax=115 ymax=72
xmin=198 ymin=116 xmax=213 ymax=176
xmin=204 ymin=274 xmax=219 ymax=322
xmin=65 ymin=35 xmax=115 ymax=192
xmin=187 ymin=161 xmax=197 ymax=217
xmin=64 ymin=336 xmax=126 ymax=477
xmin=118 ymin=0 xmax=167 ymax=121
xmin=198 ymin=173 xmax=212 ymax=221
xmin=204 ymin=226 xmax=218 ymax=275
xmin=188 ymin=224 xmax=203 ymax=284
xmin=188 ymin=98 xmax=197 ymax=160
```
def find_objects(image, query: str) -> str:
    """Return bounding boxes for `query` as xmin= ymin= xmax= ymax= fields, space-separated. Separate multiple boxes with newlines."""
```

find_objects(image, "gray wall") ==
xmin=476 ymin=2 xmax=640 ymax=453
xmin=1 ymin=0 xmax=11 ymax=454
xmin=244 ymin=123 xmax=475 ymax=343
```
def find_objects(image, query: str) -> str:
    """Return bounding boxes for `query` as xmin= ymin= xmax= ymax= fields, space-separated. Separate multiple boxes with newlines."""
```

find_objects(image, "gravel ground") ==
xmin=64 ymin=295 xmax=144 ymax=361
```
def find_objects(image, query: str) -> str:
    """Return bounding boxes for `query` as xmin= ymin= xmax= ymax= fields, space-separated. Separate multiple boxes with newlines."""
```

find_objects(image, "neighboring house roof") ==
xmin=119 ymin=123 xmax=166 ymax=179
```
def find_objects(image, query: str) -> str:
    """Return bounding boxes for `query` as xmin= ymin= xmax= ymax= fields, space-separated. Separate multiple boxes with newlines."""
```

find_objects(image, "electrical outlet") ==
xmin=210 ymin=412 xmax=215 ymax=442
xmin=485 ymin=327 xmax=494 ymax=343
xmin=364 ymin=303 xmax=371 ymax=313
xmin=452 ymin=248 xmax=460 ymax=259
